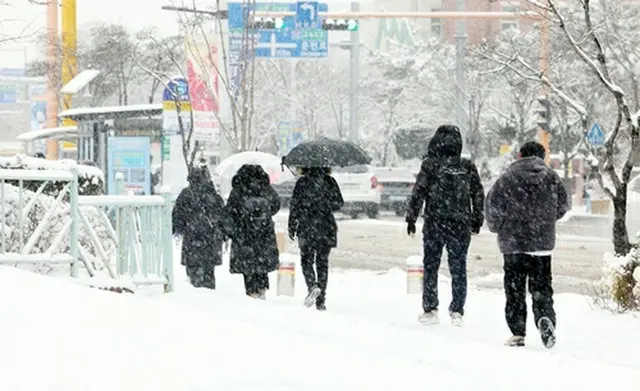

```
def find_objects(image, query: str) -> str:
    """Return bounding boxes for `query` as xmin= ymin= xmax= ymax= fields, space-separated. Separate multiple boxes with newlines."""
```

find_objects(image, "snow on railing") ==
xmin=0 ymin=165 xmax=80 ymax=276
xmin=0 ymin=168 xmax=174 ymax=292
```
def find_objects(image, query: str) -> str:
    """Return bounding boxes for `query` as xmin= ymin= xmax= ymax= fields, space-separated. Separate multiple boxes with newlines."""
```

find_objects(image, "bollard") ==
xmin=276 ymin=230 xmax=286 ymax=253
xmin=277 ymin=254 xmax=296 ymax=297
xmin=406 ymin=255 xmax=424 ymax=295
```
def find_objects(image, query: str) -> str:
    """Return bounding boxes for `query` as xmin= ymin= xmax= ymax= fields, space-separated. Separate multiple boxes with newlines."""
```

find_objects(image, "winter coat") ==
xmin=485 ymin=156 xmax=570 ymax=254
xmin=172 ymin=166 xmax=226 ymax=267
xmin=288 ymin=168 xmax=344 ymax=248
xmin=406 ymin=125 xmax=485 ymax=235
xmin=225 ymin=164 xmax=281 ymax=275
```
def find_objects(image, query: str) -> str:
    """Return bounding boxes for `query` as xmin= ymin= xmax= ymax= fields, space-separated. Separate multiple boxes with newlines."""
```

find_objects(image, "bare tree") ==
xmin=0 ymin=0 xmax=43 ymax=47
xmin=136 ymin=28 xmax=185 ymax=104
xmin=480 ymin=1 xmax=640 ymax=256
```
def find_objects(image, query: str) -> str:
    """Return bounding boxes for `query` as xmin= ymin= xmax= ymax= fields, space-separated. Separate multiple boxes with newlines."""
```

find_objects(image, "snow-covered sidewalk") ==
xmin=1 ymin=259 xmax=638 ymax=390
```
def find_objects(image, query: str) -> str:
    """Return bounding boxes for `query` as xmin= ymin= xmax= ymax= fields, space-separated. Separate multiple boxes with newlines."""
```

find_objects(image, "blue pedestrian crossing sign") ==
xmin=587 ymin=123 xmax=605 ymax=147
xmin=296 ymin=1 xmax=320 ymax=29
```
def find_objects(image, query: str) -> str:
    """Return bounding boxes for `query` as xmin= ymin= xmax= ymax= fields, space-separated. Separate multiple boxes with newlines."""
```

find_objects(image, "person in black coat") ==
xmin=225 ymin=164 xmax=281 ymax=299
xmin=406 ymin=124 xmax=485 ymax=326
xmin=485 ymin=141 xmax=569 ymax=348
xmin=288 ymin=167 xmax=344 ymax=311
xmin=172 ymin=165 xmax=226 ymax=289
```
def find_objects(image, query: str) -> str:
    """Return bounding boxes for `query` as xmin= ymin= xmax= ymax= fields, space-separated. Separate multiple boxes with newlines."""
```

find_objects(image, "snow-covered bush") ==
xmin=2 ymin=183 xmax=116 ymax=276
xmin=0 ymin=154 xmax=104 ymax=196
xmin=597 ymin=250 xmax=640 ymax=311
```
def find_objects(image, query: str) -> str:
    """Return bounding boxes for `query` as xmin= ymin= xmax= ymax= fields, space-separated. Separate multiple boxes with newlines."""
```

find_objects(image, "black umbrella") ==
xmin=283 ymin=138 xmax=372 ymax=167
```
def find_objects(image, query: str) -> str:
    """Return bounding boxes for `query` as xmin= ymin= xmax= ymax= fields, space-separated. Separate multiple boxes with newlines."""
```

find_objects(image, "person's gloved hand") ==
xmin=407 ymin=221 xmax=416 ymax=236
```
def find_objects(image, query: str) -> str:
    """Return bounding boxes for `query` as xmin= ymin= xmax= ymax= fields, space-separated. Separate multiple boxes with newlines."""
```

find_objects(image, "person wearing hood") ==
xmin=172 ymin=165 xmax=226 ymax=289
xmin=288 ymin=167 xmax=344 ymax=311
xmin=224 ymin=164 xmax=281 ymax=299
xmin=485 ymin=141 xmax=569 ymax=349
xmin=406 ymin=124 xmax=485 ymax=327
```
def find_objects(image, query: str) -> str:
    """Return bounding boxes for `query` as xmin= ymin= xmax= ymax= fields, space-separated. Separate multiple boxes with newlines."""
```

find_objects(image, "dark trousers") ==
xmin=300 ymin=242 xmax=331 ymax=305
xmin=243 ymin=273 xmax=269 ymax=295
xmin=422 ymin=230 xmax=470 ymax=315
xmin=503 ymin=253 xmax=556 ymax=337
xmin=186 ymin=264 xmax=216 ymax=289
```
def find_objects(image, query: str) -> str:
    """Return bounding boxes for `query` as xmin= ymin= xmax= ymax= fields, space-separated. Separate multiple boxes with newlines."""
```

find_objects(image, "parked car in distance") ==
xmin=372 ymin=167 xmax=416 ymax=216
xmin=332 ymin=165 xmax=381 ymax=219
xmin=271 ymin=175 xmax=298 ymax=207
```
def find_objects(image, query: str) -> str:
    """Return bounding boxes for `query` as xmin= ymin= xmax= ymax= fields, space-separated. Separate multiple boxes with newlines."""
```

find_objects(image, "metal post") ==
xmin=348 ymin=0 xmax=360 ymax=144
xmin=160 ymin=185 xmax=174 ymax=293
xmin=115 ymin=172 xmax=126 ymax=276
xmin=45 ymin=0 xmax=59 ymax=160
xmin=69 ymin=163 xmax=79 ymax=277
xmin=290 ymin=59 xmax=297 ymax=143
xmin=455 ymin=0 xmax=468 ymax=155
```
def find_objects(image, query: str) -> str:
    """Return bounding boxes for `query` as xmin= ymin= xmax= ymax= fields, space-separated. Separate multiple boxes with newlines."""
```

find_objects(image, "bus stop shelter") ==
xmin=54 ymin=104 xmax=162 ymax=194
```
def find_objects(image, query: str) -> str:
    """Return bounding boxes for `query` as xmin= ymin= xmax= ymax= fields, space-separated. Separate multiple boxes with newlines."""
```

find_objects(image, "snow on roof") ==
xmin=16 ymin=126 xmax=87 ymax=142
xmin=58 ymin=104 xmax=163 ymax=119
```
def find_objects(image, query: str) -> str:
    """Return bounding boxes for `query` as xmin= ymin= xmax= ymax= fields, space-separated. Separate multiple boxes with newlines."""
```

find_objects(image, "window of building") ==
xmin=431 ymin=8 xmax=442 ymax=39
xmin=501 ymin=2 xmax=520 ymax=31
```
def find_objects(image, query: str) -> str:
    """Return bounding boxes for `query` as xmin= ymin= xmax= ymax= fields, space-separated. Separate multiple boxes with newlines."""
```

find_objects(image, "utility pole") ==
xmin=45 ymin=0 xmax=58 ymax=159
xmin=455 ymin=0 xmax=468 ymax=156
xmin=348 ymin=0 xmax=360 ymax=144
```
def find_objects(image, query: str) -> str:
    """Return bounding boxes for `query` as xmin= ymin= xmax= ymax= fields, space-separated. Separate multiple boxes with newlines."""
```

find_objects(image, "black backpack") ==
xmin=426 ymin=159 xmax=471 ymax=221
xmin=243 ymin=196 xmax=271 ymax=226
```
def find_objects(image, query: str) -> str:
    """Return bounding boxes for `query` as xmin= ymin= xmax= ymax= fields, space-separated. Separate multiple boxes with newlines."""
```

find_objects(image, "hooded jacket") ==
xmin=485 ymin=156 xmax=570 ymax=254
xmin=224 ymin=164 xmax=281 ymax=275
xmin=406 ymin=125 xmax=485 ymax=233
xmin=172 ymin=166 xmax=226 ymax=267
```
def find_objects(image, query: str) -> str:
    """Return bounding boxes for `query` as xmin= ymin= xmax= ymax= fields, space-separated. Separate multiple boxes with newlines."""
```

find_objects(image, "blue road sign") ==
xmin=228 ymin=2 xmax=328 ymax=58
xmin=296 ymin=1 xmax=320 ymax=29
xmin=0 ymin=84 xmax=17 ymax=104
xmin=587 ymin=122 xmax=605 ymax=147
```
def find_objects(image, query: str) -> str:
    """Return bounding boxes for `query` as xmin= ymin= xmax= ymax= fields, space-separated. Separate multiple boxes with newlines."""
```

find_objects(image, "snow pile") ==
xmin=1 ymin=183 xmax=115 ymax=275
xmin=1 ymin=262 xmax=639 ymax=390
xmin=599 ymin=249 xmax=640 ymax=311
xmin=0 ymin=154 xmax=104 ymax=195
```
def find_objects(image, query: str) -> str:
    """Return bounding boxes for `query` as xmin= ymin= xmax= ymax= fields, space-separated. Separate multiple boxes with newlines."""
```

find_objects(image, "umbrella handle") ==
xmin=281 ymin=156 xmax=295 ymax=175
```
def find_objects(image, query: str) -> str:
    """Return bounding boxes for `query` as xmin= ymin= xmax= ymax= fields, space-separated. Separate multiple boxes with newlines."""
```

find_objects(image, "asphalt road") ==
xmin=275 ymin=212 xmax=613 ymax=295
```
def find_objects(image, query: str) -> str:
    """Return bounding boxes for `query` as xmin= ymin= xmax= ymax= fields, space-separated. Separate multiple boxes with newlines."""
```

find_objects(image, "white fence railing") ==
xmin=0 ymin=166 xmax=174 ymax=292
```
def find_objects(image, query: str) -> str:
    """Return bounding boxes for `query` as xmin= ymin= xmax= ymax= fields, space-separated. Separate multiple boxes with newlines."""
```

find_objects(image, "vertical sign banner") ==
xmin=162 ymin=77 xmax=191 ymax=134
xmin=107 ymin=136 xmax=151 ymax=195
xmin=185 ymin=35 xmax=220 ymax=153
xmin=277 ymin=121 xmax=304 ymax=156
xmin=162 ymin=77 xmax=191 ymax=194
xmin=29 ymin=84 xmax=47 ymax=154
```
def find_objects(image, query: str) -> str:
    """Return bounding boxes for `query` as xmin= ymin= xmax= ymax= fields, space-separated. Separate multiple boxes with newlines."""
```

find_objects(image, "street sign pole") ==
xmin=455 ymin=0 xmax=468 ymax=156
xmin=348 ymin=0 xmax=360 ymax=143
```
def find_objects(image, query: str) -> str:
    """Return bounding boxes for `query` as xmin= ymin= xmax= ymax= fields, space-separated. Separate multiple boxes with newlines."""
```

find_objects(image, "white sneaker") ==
xmin=304 ymin=286 xmax=321 ymax=308
xmin=537 ymin=317 xmax=556 ymax=349
xmin=418 ymin=310 xmax=440 ymax=325
xmin=504 ymin=335 xmax=525 ymax=347
xmin=258 ymin=290 xmax=267 ymax=300
xmin=450 ymin=312 xmax=464 ymax=327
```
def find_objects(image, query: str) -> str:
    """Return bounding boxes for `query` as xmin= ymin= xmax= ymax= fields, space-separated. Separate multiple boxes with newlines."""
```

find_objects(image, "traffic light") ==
xmin=249 ymin=17 xmax=285 ymax=30
xmin=322 ymin=18 xmax=359 ymax=31
xmin=535 ymin=95 xmax=552 ymax=132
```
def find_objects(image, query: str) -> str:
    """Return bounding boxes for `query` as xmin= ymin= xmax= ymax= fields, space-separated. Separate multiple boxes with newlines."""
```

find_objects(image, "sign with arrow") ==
xmin=296 ymin=1 xmax=319 ymax=29
xmin=587 ymin=122 xmax=605 ymax=147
